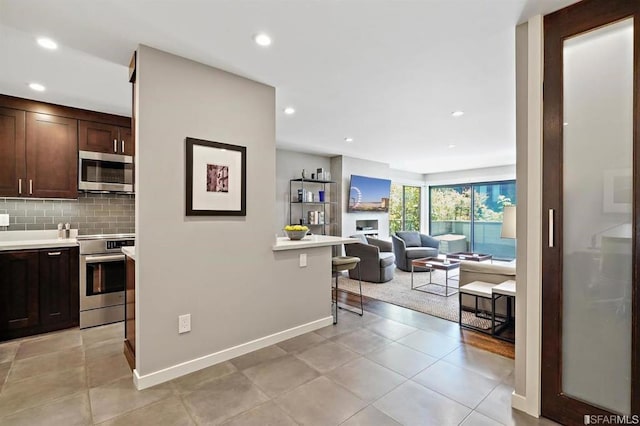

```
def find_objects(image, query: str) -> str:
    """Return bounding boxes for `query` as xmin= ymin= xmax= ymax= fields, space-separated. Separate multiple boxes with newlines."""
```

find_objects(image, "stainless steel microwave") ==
xmin=78 ymin=151 xmax=134 ymax=193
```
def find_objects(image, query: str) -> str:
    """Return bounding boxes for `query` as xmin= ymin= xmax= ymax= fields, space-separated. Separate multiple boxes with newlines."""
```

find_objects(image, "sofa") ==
xmin=344 ymin=234 xmax=395 ymax=283
xmin=459 ymin=261 xmax=516 ymax=315
xmin=391 ymin=231 xmax=440 ymax=272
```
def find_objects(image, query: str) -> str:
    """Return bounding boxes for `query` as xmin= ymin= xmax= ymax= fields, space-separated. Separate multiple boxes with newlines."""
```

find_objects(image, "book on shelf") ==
xmin=307 ymin=211 xmax=325 ymax=225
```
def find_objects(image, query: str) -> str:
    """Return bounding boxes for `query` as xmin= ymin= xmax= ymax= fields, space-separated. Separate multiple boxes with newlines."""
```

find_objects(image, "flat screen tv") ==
xmin=348 ymin=174 xmax=392 ymax=212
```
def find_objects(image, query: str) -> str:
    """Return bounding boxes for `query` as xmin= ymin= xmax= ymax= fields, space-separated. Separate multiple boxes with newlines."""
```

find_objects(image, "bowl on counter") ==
xmin=284 ymin=228 xmax=309 ymax=240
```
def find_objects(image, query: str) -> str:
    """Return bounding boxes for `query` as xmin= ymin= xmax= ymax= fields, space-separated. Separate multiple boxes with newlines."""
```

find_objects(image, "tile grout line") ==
xmin=0 ymin=390 xmax=90 ymax=422
xmin=176 ymin=392 xmax=200 ymax=426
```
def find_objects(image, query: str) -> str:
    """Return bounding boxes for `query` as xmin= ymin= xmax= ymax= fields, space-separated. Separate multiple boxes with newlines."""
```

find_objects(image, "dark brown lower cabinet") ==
xmin=0 ymin=247 xmax=79 ymax=341
xmin=0 ymin=250 xmax=40 ymax=331
xmin=39 ymin=248 xmax=79 ymax=326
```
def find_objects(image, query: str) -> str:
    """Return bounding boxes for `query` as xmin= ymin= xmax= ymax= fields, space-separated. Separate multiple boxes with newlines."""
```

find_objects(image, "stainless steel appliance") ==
xmin=78 ymin=150 xmax=134 ymax=193
xmin=79 ymin=234 xmax=135 ymax=329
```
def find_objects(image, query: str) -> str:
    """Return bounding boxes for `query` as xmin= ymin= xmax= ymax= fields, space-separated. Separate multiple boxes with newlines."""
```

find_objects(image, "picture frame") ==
xmin=185 ymin=137 xmax=246 ymax=216
xmin=603 ymin=168 xmax=631 ymax=213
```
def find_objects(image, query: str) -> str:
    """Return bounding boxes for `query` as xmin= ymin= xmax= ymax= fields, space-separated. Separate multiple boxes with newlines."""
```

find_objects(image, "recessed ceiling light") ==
xmin=344 ymin=137 xmax=354 ymax=143
xmin=451 ymin=111 xmax=464 ymax=117
xmin=37 ymin=37 xmax=58 ymax=50
xmin=254 ymin=33 xmax=272 ymax=47
xmin=284 ymin=107 xmax=295 ymax=115
xmin=448 ymin=144 xmax=456 ymax=149
xmin=29 ymin=83 xmax=45 ymax=92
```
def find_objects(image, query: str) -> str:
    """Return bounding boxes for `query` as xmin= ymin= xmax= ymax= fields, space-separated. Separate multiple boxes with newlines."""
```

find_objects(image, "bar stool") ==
xmin=331 ymin=256 xmax=363 ymax=324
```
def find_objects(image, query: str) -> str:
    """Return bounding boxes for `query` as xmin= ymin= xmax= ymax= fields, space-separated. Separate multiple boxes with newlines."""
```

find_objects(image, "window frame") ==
xmin=390 ymin=183 xmax=422 ymax=234
xmin=428 ymin=179 xmax=516 ymax=257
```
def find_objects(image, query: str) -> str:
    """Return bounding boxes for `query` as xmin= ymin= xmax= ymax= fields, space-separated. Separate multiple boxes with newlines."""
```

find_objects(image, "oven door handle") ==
xmin=84 ymin=254 xmax=126 ymax=264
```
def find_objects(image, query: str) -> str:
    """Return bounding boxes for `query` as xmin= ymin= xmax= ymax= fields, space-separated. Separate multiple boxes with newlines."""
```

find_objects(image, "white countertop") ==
xmin=0 ymin=230 xmax=79 ymax=252
xmin=272 ymin=235 xmax=358 ymax=251
xmin=122 ymin=246 xmax=136 ymax=260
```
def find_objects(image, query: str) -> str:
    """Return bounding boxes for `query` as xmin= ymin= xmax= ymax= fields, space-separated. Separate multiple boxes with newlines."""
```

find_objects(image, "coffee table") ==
xmin=446 ymin=252 xmax=493 ymax=263
xmin=411 ymin=257 xmax=460 ymax=297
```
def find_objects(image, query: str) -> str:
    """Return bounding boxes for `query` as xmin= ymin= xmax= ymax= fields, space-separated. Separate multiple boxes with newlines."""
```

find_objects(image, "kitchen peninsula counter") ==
xmin=122 ymin=246 xmax=135 ymax=260
xmin=272 ymin=235 xmax=358 ymax=251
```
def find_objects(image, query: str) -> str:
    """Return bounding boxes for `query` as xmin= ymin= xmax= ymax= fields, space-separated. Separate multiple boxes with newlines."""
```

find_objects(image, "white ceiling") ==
xmin=0 ymin=0 xmax=577 ymax=174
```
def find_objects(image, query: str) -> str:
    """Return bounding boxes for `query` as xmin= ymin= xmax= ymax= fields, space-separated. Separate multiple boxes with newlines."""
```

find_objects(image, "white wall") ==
xmin=513 ymin=20 xmax=529 ymax=408
xmin=424 ymin=164 xmax=515 ymax=187
xmin=330 ymin=156 xmax=423 ymax=240
xmin=341 ymin=156 xmax=391 ymax=239
xmin=275 ymin=149 xmax=331 ymax=234
xmin=511 ymin=15 xmax=543 ymax=417
xmin=135 ymin=46 xmax=331 ymax=387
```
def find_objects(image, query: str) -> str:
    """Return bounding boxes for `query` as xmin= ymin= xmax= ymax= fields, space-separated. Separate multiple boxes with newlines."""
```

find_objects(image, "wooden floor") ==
xmin=337 ymin=290 xmax=515 ymax=359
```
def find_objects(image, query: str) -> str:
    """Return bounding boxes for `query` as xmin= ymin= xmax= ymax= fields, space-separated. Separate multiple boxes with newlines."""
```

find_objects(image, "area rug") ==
xmin=335 ymin=268 xmax=492 ymax=329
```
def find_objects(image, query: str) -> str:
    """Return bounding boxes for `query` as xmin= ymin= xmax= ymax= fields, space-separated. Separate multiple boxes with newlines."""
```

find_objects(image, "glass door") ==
xmin=429 ymin=181 xmax=516 ymax=259
xmin=471 ymin=182 xmax=516 ymax=260
xmin=542 ymin=1 xmax=640 ymax=422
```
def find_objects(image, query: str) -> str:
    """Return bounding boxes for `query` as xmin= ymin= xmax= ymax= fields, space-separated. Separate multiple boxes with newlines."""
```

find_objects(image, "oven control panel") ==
xmin=106 ymin=240 xmax=135 ymax=250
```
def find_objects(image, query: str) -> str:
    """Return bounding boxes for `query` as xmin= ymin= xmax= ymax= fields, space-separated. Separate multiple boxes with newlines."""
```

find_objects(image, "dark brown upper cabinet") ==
xmin=0 ymin=109 xmax=78 ymax=199
xmin=0 ymin=107 xmax=26 ymax=197
xmin=0 ymin=94 xmax=132 ymax=199
xmin=26 ymin=112 xmax=78 ymax=199
xmin=79 ymin=120 xmax=133 ymax=156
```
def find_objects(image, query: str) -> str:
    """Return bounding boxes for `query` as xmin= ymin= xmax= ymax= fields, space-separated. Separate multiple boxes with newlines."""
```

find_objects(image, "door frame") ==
xmin=541 ymin=0 xmax=640 ymax=422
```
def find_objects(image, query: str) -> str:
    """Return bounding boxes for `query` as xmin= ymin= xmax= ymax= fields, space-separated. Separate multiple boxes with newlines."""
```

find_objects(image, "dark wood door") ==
xmin=39 ymin=247 xmax=78 ymax=326
xmin=79 ymin=120 xmax=119 ymax=154
xmin=0 ymin=250 xmax=39 ymax=333
xmin=26 ymin=112 xmax=78 ymax=199
xmin=0 ymin=107 xmax=26 ymax=197
xmin=120 ymin=127 xmax=134 ymax=156
xmin=542 ymin=0 xmax=640 ymax=422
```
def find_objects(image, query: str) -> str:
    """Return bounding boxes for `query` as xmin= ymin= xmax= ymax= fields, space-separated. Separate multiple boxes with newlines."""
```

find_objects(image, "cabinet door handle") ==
xmin=48 ymin=251 xmax=61 ymax=256
xmin=548 ymin=209 xmax=555 ymax=248
xmin=18 ymin=178 xmax=22 ymax=194
xmin=29 ymin=179 xmax=33 ymax=195
xmin=121 ymin=140 xmax=125 ymax=153
xmin=114 ymin=139 xmax=118 ymax=153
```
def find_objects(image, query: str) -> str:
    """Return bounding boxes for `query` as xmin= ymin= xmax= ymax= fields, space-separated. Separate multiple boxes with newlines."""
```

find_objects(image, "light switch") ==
xmin=299 ymin=253 xmax=307 ymax=267
xmin=0 ymin=214 xmax=8 ymax=227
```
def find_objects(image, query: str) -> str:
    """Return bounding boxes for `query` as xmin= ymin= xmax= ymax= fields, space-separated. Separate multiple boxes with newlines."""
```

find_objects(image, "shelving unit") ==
xmin=289 ymin=178 xmax=337 ymax=236
xmin=355 ymin=219 xmax=379 ymax=238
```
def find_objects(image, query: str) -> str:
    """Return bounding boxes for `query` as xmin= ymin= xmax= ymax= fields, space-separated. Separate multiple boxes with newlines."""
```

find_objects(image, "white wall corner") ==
xmin=511 ymin=392 xmax=531 ymax=415
xmin=513 ymin=13 xmax=544 ymax=418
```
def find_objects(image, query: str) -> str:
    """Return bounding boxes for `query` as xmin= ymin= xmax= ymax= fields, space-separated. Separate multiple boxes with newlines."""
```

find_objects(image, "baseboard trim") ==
xmin=134 ymin=316 xmax=333 ymax=390
xmin=512 ymin=391 xmax=537 ymax=416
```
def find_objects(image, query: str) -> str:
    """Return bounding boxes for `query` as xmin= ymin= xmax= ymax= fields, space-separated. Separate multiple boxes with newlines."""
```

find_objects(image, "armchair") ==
xmin=344 ymin=235 xmax=395 ymax=283
xmin=391 ymin=231 xmax=440 ymax=272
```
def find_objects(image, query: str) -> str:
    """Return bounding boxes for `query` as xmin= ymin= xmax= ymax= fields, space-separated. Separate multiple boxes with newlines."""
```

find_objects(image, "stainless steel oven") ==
xmin=79 ymin=150 xmax=134 ymax=193
xmin=79 ymin=234 xmax=134 ymax=328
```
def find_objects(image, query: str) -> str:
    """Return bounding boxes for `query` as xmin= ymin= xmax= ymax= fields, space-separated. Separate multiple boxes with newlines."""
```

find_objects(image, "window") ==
xmin=390 ymin=184 xmax=421 ymax=234
xmin=429 ymin=180 xmax=516 ymax=260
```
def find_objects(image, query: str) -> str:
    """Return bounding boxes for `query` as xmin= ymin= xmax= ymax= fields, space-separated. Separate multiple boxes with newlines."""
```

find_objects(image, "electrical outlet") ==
xmin=178 ymin=314 xmax=191 ymax=334
xmin=299 ymin=253 xmax=307 ymax=267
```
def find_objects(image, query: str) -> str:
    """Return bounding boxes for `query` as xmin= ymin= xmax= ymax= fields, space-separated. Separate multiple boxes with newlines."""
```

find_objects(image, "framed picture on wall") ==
xmin=185 ymin=137 xmax=246 ymax=216
xmin=603 ymin=168 xmax=631 ymax=213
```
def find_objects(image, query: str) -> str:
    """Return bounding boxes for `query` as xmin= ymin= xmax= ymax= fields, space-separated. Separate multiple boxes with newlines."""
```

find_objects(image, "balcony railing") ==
xmin=431 ymin=220 xmax=516 ymax=260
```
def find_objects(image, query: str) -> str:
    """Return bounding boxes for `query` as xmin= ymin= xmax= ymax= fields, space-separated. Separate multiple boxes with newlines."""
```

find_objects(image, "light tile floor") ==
xmin=0 ymin=309 xmax=560 ymax=425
